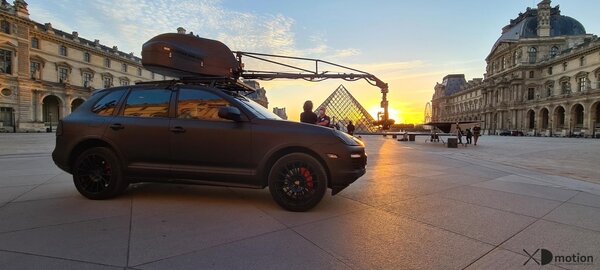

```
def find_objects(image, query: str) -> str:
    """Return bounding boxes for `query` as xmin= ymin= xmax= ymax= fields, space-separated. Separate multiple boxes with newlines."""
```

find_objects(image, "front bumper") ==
xmin=320 ymin=145 xmax=367 ymax=195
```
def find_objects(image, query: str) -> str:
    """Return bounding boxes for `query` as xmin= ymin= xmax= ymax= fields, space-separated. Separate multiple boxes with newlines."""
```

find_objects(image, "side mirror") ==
xmin=218 ymin=106 xmax=242 ymax=122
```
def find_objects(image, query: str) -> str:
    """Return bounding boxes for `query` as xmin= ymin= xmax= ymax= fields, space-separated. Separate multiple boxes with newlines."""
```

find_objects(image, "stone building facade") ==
xmin=0 ymin=1 xmax=176 ymax=131
xmin=272 ymin=107 xmax=287 ymax=120
xmin=0 ymin=1 xmax=269 ymax=132
xmin=242 ymin=80 xmax=269 ymax=108
xmin=432 ymin=0 xmax=600 ymax=137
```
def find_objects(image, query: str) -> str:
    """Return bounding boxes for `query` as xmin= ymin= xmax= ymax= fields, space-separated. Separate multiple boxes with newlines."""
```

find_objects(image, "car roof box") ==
xmin=141 ymin=33 xmax=240 ymax=78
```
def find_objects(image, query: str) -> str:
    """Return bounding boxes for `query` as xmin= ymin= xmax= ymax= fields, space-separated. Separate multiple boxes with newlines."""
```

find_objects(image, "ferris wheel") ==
xmin=424 ymin=102 xmax=432 ymax=123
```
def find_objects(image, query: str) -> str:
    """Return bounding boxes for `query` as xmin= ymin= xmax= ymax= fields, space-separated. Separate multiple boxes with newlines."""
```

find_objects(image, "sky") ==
xmin=27 ymin=0 xmax=600 ymax=123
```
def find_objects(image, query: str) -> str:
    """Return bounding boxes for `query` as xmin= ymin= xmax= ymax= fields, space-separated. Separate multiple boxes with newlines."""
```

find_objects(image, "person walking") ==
xmin=347 ymin=121 xmax=355 ymax=136
xmin=456 ymin=124 xmax=464 ymax=146
xmin=473 ymin=124 xmax=481 ymax=145
xmin=466 ymin=128 xmax=472 ymax=144
xmin=300 ymin=100 xmax=318 ymax=124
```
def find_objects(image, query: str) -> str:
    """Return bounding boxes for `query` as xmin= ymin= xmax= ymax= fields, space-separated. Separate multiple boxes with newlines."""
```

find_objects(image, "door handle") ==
xmin=170 ymin=126 xmax=186 ymax=133
xmin=109 ymin=123 xmax=124 ymax=130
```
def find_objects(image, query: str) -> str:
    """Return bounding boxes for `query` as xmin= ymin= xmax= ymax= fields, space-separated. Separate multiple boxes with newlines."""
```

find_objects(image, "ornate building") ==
xmin=0 ymin=1 xmax=269 ymax=132
xmin=242 ymin=80 xmax=269 ymax=108
xmin=432 ymin=0 xmax=600 ymax=137
xmin=272 ymin=107 xmax=287 ymax=120
xmin=0 ymin=1 xmax=175 ymax=131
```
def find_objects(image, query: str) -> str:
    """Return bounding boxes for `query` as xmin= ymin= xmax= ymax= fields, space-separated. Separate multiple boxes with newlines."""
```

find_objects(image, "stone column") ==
xmin=36 ymin=92 xmax=43 ymax=122
xmin=565 ymin=106 xmax=572 ymax=136
xmin=61 ymin=96 xmax=69 ymax=120
xmin=65 ymin=94 xmax=72 ymax=116
xmin=548 ymin=108 xmax=556 ymax=137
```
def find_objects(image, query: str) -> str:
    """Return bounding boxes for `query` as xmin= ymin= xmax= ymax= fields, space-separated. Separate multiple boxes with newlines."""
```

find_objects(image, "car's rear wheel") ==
xmin=72 ymin=147 xmax=128 ymax=199
xmin=268 ymin=153 xmax=327 ymax=212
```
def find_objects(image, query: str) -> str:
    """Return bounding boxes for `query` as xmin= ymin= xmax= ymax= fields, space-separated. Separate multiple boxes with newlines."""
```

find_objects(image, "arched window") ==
xmin=513 ymin=51 xmax=518 ymax=65
xmin=550 ymin=46 xmax=558 ymax=57
xmin=528 ymin=47 xmax=537 ymax=63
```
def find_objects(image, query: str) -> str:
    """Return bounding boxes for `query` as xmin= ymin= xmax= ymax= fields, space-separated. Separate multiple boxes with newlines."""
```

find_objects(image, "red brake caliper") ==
xmin=103 ymin=161 xmax=111 ymax=177
xmin=300 ymin=167 xmax=313 ymax=190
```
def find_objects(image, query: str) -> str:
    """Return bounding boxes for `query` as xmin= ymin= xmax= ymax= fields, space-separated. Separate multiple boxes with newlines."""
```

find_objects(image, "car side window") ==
xmin=91 ymin=90 xmax=126 ymax=116
xmin=123 ymin=89 xmax=171 ymax=118
xmin=177 ymin=88 xmax=232 ymax=121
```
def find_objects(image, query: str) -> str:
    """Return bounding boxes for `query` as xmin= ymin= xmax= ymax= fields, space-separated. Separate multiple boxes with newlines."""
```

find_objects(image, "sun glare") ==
xmin=368 ymin=106 xmax=402 ymax=123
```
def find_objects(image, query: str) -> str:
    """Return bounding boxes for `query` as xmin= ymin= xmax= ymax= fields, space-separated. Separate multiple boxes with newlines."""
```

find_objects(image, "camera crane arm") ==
xmin=139 ymin=33 xmax=390 ymax=129
xmin=234 ymin=51 xmax=390 ymax=129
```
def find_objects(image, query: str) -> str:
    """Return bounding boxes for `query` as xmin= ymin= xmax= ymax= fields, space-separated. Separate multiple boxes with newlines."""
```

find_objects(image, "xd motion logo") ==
xmin=523 ymin=249 xmax=594 ymax=266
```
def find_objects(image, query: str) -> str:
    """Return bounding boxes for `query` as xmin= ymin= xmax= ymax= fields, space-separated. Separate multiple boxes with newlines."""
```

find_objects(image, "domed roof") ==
xmin=520 ymin=15 xmax=586 ymax=38
xmin=490 ymin=5 xmax=587 ymax=55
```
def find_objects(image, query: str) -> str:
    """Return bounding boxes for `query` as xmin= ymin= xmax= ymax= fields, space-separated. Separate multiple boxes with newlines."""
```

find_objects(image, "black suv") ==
xmin=52 ymin=81 xmax=366 ymax=211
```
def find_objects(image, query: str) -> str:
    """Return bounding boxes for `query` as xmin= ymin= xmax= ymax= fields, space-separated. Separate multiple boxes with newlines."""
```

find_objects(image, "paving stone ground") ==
xmin=0 ymin=133 xmax=599 ymax=269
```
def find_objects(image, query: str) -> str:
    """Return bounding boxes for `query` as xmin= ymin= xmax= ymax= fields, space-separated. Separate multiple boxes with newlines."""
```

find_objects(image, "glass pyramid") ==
xmin=316 ymin=85 xmax=378 ymax=133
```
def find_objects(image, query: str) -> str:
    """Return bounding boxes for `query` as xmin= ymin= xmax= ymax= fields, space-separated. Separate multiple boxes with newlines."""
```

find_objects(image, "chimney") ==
xmin=45 ymin=23 xmax=54 ymax=34
xmin=1 ymin=0 xmax=10 ymax=10
xmin=14 ymin=0 xmax=29 ymax=18
xmin=537 ymin=0 xmax=551 ymax=37
xmin=177 ymin=27 xmax=186 ymax=34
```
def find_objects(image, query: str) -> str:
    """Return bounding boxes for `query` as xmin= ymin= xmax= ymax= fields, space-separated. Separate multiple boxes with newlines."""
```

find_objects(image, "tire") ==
xmin=268 ymin=153 xmax=327 ymax=212
xmin=72 ymin=147 xmax=128 ymax=200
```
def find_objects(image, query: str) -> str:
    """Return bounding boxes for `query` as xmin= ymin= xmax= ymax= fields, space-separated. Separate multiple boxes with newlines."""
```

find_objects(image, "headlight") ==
xmin=333 ymin=130 xmax=363 ymax=146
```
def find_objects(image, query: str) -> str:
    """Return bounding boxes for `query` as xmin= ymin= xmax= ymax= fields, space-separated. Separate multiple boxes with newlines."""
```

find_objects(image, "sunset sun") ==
xmin=368 ymin=106 xmax=402 ymax=123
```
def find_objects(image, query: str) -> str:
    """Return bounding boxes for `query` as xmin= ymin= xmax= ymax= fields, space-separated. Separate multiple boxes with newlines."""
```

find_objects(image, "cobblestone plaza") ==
xmin=1 ymin=133 xmax=599 ymax=269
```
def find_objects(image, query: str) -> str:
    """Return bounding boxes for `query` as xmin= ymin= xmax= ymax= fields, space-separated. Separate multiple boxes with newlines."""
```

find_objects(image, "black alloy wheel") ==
xmin=268 ymin=153 xmax=327 ymax=212
xmin=72 ymin=147 xmax=128 ymax=199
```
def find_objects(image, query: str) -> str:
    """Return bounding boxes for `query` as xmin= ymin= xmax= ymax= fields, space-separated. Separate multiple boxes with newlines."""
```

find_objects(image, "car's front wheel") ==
xmin=268 ymin=153 xmax=327 ymax=212
xmin=72 ymin=147 xmax=128 ymax=199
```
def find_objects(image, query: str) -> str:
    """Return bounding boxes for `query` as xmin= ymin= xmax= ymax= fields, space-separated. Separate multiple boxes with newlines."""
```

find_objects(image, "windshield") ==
xmin=234 ymin=95 xmax=282 ymax=120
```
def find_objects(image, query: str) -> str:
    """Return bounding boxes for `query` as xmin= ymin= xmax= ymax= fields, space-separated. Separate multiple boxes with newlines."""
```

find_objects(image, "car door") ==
xmin=169 ymin=87 xmax=254 ymax=184
xmin=103 ymin=87 xmax=173 ymax=178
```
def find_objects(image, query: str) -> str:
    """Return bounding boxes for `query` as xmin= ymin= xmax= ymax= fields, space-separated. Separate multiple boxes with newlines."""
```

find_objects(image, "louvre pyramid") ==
xmin=316 ymin=85 xmax=378 ymax=133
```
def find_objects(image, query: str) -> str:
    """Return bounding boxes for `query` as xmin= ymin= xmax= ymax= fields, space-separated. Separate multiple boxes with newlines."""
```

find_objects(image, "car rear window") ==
xmin=91 ymin=90 xmax=126 ymax=116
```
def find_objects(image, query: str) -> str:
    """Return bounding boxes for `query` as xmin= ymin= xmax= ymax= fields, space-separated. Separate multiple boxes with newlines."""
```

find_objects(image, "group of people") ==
xmin=456 ymin=124 xmax=481 ymax=146
xmin=300 ymin=100 xmax=355 ymax=135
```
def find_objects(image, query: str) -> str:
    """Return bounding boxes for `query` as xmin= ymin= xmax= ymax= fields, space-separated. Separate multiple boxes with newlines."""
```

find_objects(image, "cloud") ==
xmin=332 ymin=48 xmax=361 ymax=58
xmin=29 ymin=0 xmax=360 ymax=60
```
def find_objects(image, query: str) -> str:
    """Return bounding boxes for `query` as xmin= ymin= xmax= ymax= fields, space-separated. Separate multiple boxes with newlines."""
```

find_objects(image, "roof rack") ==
xmin=135 ymin=77 xmax=255 ymax=92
